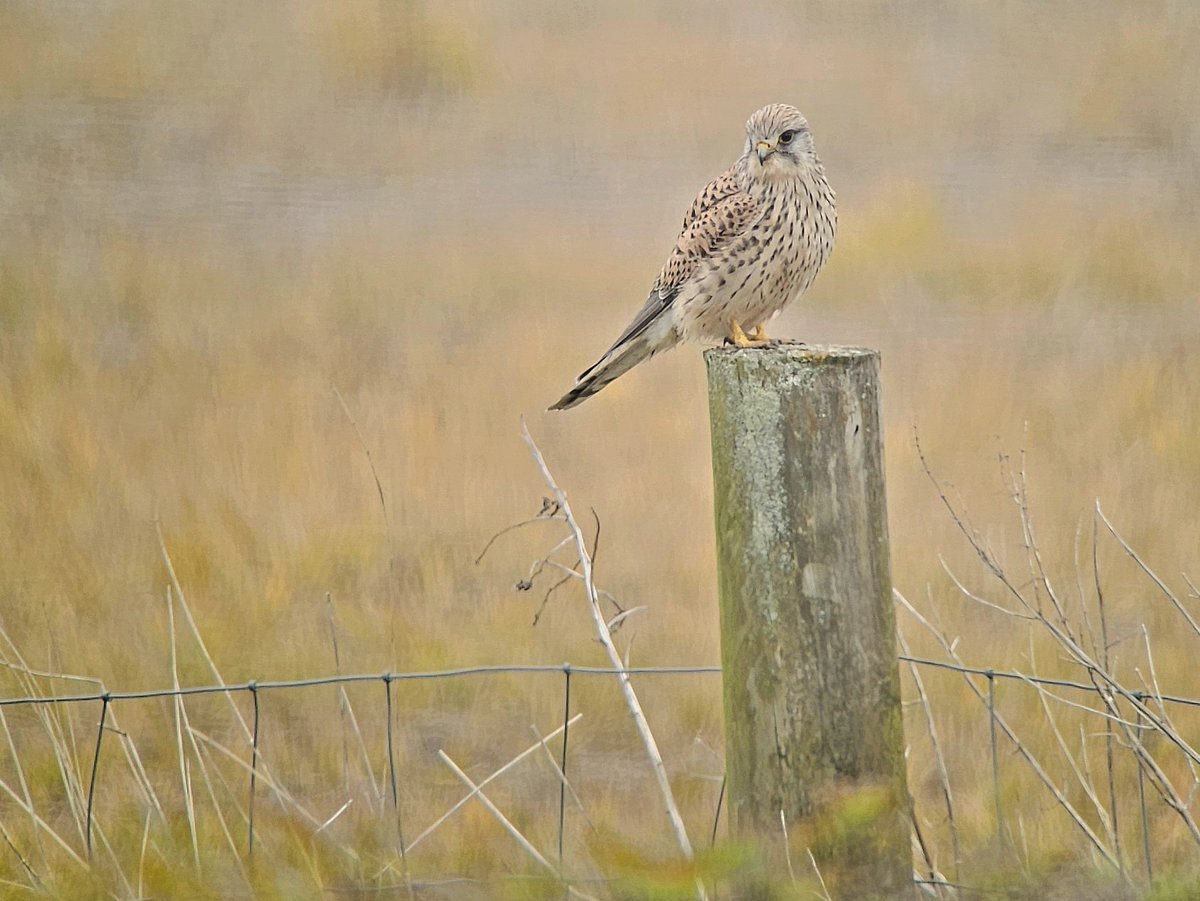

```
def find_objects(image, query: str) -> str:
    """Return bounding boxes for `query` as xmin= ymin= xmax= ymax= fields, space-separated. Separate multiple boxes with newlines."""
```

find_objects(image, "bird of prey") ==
xmin=550 ymin=103 xmax=836 ymax=411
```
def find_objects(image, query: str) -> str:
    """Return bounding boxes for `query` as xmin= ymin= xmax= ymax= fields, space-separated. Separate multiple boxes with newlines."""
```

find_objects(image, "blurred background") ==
xmin=0 ymin=1 xmax=1198 ymax=894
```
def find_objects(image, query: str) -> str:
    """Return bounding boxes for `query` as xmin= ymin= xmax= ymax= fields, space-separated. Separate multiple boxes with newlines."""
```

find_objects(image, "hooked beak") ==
xmin=755 ymin=140 xmax=776 ymax=163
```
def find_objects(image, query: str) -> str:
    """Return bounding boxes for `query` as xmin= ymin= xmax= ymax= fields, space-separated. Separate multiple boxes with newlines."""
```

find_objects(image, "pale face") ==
xmin=742 ymin=104 xmax=818 ymax=179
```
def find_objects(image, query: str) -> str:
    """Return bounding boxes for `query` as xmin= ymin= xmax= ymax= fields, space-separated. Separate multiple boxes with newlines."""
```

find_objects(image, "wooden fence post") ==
xmin=706 ymin=345 xmax=910 ymax=897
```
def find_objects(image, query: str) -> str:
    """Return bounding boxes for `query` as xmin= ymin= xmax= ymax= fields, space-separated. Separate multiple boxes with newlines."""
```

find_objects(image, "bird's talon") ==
xmin=729 ymin=321 xmax=770 ymax=348
xmin=729 ymin=320 xmax=751 ymax=347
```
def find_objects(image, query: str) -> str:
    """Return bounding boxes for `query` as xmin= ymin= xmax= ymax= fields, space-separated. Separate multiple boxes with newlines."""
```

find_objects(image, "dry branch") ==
xmin=438 ymin=750 xmax=557 ymax=874
xmin=520 ymin=420 xmax=696 ymax=863
xmin=408 ymin=714 xmax=582 ymax=853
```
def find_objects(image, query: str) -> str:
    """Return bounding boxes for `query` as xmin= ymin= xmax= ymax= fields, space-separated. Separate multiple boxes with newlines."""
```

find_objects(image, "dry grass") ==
xmin=0 ymin=1 xmax=1198 ymax=896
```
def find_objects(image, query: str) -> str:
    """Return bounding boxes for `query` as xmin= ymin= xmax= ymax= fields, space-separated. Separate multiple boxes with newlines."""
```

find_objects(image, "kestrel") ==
xmin=550 ymin=103 xmax=836 ymax=411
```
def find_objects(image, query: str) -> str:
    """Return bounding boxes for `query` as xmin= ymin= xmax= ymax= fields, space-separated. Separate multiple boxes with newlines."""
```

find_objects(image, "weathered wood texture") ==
xmin=706 ymin=345 xmax=910 ymax=897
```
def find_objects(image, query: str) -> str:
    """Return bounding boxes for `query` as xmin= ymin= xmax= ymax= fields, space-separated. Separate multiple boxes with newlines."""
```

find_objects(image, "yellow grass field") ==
xmin=1 ymin=2 xmax=1198 ymax=897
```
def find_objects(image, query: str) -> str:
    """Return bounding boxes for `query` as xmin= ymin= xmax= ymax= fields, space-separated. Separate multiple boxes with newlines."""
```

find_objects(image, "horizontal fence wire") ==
xmin=1 ymin=656 xmax=1197 ymax=708
xmin=0 ymin=664 xmax=719 ymax=707
xmin=4 ymin=653 xmax=1189 ymax=894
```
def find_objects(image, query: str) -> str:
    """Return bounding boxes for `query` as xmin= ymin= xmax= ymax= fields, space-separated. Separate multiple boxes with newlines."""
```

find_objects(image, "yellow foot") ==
xmin=728 ymin=320 xmax=769 ymax=348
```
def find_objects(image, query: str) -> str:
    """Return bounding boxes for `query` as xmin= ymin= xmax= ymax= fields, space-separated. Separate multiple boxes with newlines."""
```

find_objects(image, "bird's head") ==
xmin=743 ymin=104 xmax=818 ymax=179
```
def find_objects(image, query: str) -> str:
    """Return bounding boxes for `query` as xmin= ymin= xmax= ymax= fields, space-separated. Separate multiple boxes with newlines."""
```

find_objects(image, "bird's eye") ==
xmin=779 ymin=130 xmax=796 ymax=144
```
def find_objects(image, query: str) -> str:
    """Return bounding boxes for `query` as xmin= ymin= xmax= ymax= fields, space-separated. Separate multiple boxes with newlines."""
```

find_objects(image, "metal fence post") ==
xmin=706 ymin=345 xmax=910 ymax=897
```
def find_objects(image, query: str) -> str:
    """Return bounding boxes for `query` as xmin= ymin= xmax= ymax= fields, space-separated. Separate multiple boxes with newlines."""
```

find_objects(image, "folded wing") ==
xmin=550 ymin=166 xmax=760 ymax=410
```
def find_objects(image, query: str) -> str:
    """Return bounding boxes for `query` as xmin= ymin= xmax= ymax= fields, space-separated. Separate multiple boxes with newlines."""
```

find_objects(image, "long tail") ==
xmin=549 ymin=339 xmax=653 ymax=411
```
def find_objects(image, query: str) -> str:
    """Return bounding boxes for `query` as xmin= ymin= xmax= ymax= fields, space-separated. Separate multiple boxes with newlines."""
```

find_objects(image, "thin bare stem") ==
xmin=1092 ymin=507 xmax=1123 ymax=874
xmin=158 ymin=525 xmax=253 ymax=741
xmin=316 ymin=800 xmax=354 ymax=834
xmin=0 ymin=817 xmax=38 ymax=889
xmin=1184 ymin=573 xmax=1199 ymax=600
xmin=166 ymin=589 xmax=200 ymax=870
xmin=1020 ymin=674 xmax=1114 ymax=849
xmin=0 ymin=705 xmax=44 ymax=867
xmin=937 ymin=556 xmax=1034 ymax=620
xmin=920 ymin=456 xmax=1200 ymax=773
xmin=408 ymin=715 xmax=582 ymax=852
xmin=520 ymin=421 xmax=695 ymax=862
xmin=1097 ymin=502 xmax=1200 ymax=638
xmin=438 ymin=750 xmax=558 ymax=875
xmin=186 ymin=729 xmax=332 ymax=836
xmin=158 ymin=524 xmax=296 ymax=815
xmin=806 ymin=847 xmax=833 ymax=901
xmin=527 ymin=724 xmax=592 ymax=826
xmin=0 ymin=776 xmax=88 ymax=868
xmin=325 ymin=594 xmax=351 ymax=799
xmin=475 ymin=509 xmax=564 ymax=565
xmin=333 ymin=385 xmax=393 ymax=550
xmin=779 ymin=810 xmax=797 ymax=887
xmin=895 ymin=590 xmax=1120 ymax=869
xmin=897 ymin=629 xmax=960 ymax=876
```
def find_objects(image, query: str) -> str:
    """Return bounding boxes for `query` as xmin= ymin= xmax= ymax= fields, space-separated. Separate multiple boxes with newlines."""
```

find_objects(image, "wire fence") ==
xmin=1 ymin=651 xmax=1193 ymax=894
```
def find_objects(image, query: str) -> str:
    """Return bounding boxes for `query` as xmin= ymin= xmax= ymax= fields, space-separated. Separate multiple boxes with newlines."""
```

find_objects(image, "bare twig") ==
xmin=166 ymin=588 xmax=200 ymax=870
xmin=326 ymin=594 xmax=382 ymax=808
xmin=186 ymin=729 xmax=333 ymax=836
xmin=528 ymin=724 xmax=595 ymax=830
xmin=779 ymin=810 xmax=797 ymax=887
xmin=520 ymin=420 xmax=696 ymax=864
xmin=1097 ymin=502 xmax=1199 ymax=638
xmin=316 ymin=800 xmax=354 ymax=834
xmin=1184 ymin=572 xmax=1199 ymax=600
xmin=333 ymin=385 xmax=393 ymax=550
xmin=157 ymin=525 xmax=253 ymax=741
xmin=897 ymin=629 xmax=960 ymax=876
xmin=0 ymin=776 xmax=87 ymax=869
xmin=1091 ymin=507 xmax=1123 ymax=874
xmin=1019 ymin=667 xmax=1115 ymax=850
xmin=408 ymin=714 xmax=582 ymax=853
xmin=475 ymin=503 xmax=564 ymax=566
xmin=0 ymin=817 xmax=38 ymax=889
xmin=606 ymin=606 xmax=647 ymax=633
xmin=438 ymin=750 xmax=558 ymax=874
xmin=920 ymin=447 xmax=1200 ymax=776
xmin=938 ymin=555 xmax=1033 ymax=620
xmin=806 ymin=847 xmax=833 ymax=901
xmin=895 ymin=590 xmax=1120 ymax=869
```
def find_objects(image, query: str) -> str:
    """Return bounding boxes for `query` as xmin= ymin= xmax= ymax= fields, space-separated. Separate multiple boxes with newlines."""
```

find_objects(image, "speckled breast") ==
xmin=681 ymin=171 xmax=835 ymax=343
